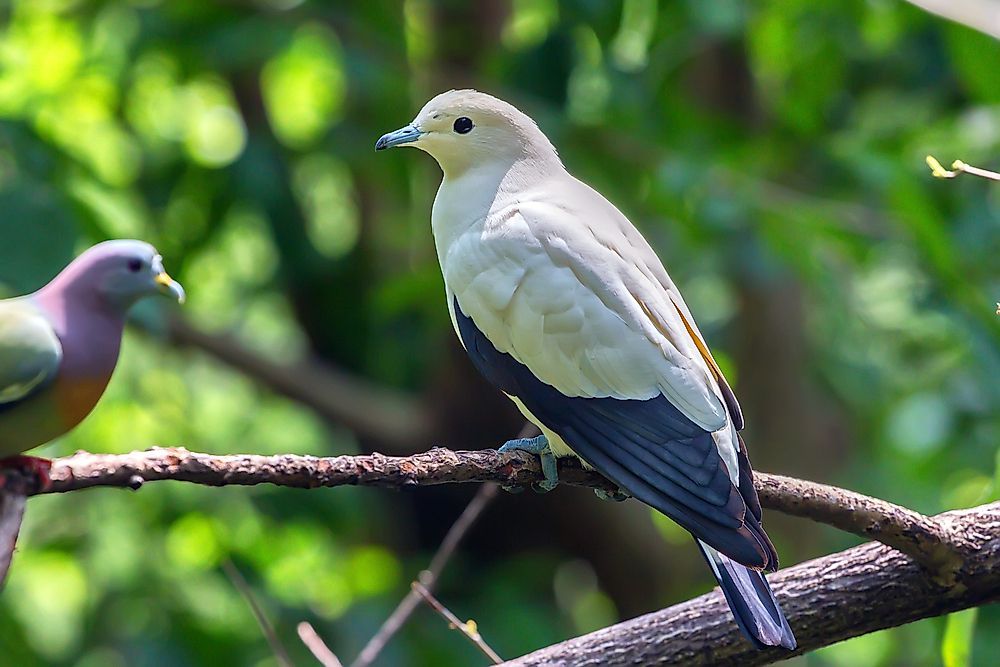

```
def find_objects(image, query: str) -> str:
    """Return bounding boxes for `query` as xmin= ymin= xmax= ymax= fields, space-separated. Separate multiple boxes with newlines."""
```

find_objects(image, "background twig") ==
xmin=298 ymin=622 xmax=345 ymax=667
xmin=350 ymin=425 xmax=533 ymax=667
xmin=352 ymin=483 xmax=500 ymax=667
xmin=413 ymin=581 xmax=503 ymax=664
xmin=926 ymin=155 xmax=1000 ymax=181
xmin=222 ymin=559 xmax=294 ymax=667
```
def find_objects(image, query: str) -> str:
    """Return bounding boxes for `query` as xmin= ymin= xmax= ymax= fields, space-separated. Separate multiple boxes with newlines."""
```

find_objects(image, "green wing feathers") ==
xmin=0 ymin=301 xmax=62 ymax=407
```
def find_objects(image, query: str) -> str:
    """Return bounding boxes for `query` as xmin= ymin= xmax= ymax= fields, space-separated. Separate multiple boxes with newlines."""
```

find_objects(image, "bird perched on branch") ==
xmin=377 ymin=90 xmax=796 ymax=650
xmin=0 ymin=240 xmax=185 ymax=488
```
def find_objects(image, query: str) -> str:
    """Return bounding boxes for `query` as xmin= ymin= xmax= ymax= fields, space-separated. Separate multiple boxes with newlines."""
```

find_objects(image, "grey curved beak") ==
xmin=375 ymin=125 xmax=424 ymax=151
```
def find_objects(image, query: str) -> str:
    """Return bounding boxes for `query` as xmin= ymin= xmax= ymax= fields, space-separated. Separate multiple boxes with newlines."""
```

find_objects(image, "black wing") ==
xmin=455 ymin=298 xmax=776 ymax=570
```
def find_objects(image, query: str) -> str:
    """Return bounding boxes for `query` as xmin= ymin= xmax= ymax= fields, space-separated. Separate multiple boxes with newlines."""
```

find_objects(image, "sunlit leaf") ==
xmin=567 ymin=27 xmax=609 ymax=125
xmin=610 ymin=0 xmax=656 ymax=71
xmin=942 ymin=608 xmax=977 ymax=667
xmin=166 ymin=513 xmax=225 ymax=571
xmin=182 ymin=78 xmax=247 ymax=167
xmin=293 ymin=154 xmax=359 ymax=259
xmin=503 ymin=0 xmax=559 ymax=51
xmin=261 ymin=24 xmax=345 ymax=148
xmin=817 ymin=629 xmax=895 ymax=666
xmin=6 ymin=551 xmax=88 ymax=660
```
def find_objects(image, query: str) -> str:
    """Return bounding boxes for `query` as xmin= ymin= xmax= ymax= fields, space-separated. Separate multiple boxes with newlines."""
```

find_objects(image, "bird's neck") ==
xmin=33 ymin=282 xmax=126 ymax=379
xmin=432 ymin=155 xmax=562 ymax=255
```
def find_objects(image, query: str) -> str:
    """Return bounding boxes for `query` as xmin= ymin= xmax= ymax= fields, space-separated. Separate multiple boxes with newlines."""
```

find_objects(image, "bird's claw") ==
xmin=0 ymin=455 xmax=53 ymax=492
xmin=594 ymin=487 xmax=630 ymax=502
xmin=498 ymin=434 xmax=559 ymax=493
xmin=532 ymin=479 xmax=559 ymax=493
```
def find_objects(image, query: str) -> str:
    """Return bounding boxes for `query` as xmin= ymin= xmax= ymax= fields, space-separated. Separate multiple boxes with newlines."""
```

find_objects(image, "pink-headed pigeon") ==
xmin=0 ymin=240 xmax=185 ymax=487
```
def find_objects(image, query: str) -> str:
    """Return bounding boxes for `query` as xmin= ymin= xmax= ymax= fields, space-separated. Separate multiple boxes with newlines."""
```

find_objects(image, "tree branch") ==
xmin=16 ymin=446 xmax=1000 ymax=663
xmin=34 ymin=447 xmax=959 ymax=572
xmin=501 ymin=502 xmax=1000 ymax=666
xmin=753 ymin=473 xmax=960 ymax=577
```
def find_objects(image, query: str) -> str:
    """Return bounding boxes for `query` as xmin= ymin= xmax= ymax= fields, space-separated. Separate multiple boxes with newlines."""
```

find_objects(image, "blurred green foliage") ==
xmin=0 ymin=1 xmax=998 ymax=665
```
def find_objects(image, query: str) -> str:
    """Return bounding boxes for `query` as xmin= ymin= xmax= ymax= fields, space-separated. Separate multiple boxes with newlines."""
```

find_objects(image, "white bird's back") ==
xmin=376 ymin=89 xmax=796 ymax=651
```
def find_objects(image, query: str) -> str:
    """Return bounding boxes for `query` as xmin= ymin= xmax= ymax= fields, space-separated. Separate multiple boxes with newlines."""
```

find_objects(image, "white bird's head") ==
xmin=375 ymin=89 xmax=560 ymax=177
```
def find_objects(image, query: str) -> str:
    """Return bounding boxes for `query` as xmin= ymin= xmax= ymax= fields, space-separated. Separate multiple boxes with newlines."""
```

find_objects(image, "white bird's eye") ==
xmin=453 ymin=117 xmax=474 ymax=134
xmin=127 ymin=259 xmax=143 ymax=273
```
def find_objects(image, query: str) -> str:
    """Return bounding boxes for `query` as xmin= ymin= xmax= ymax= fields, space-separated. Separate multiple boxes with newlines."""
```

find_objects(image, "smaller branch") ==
xmin=412 ymin=582 xmax=503 ymax=665
xmin=926 ymin=155 xmax=1000 ymax=182
xmin=298 ymin=622 xmax=345 ymax=667
xmin=427 ymin=483 xmax=500 ymax=578
xmin=222 ymin=559 xmax=294 ymax=667
xmin=754 ymin=473 xmax=961 ymax=577
xmin=352 ymin=483 xmax=500 ymax=667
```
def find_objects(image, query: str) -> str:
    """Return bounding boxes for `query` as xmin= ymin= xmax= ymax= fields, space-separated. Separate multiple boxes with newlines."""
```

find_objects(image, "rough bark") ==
xmin=503 ymin=503 xmax=1000 ymax=666
xmin=12 ymin=446 xmax=1000 ymax=664
xmin=36 ymin=447 xmax=617 ymax=496
xmin=33 ymin=447 xmax=956 ymax=572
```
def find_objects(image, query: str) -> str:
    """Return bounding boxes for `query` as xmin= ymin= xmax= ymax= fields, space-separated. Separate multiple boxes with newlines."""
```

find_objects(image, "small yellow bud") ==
xmin=926 ymin=155 xmax=951 ymax=178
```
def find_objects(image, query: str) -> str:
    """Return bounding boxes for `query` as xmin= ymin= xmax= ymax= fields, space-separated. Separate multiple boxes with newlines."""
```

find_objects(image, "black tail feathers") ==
xmin=697 ymin=540 xmax=796 ymax=650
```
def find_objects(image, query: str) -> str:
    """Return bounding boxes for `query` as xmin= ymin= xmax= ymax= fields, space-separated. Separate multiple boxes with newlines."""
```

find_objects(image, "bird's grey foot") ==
xmin=594 ymin=487 xmax=630 ymax=502
xmin=498 ymin=434 xmax=558 ymax=493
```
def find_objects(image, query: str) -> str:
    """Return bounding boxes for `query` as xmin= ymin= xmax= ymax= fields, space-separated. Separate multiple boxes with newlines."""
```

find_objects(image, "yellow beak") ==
xmin=155 ymin=272 xmax=186 ymax=304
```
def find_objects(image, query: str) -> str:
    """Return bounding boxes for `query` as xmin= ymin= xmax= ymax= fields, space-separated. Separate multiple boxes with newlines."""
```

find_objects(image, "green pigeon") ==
xmin=0 ymin=240 xmax=185 ymax=487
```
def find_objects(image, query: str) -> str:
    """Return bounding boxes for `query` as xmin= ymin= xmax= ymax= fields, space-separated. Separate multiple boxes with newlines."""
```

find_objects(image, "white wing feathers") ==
xmin=445 ymin=176 xmax=733 ymax=434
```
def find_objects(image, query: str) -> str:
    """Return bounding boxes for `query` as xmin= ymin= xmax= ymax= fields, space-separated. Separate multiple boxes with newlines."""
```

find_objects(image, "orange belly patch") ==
xmin=52 ymin=376 xmax=113 ymax=431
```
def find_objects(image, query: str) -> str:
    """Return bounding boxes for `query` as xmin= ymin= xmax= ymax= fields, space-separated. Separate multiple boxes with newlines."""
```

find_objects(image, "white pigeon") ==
xmin=376 ymin=89 xmax=796 ymax=650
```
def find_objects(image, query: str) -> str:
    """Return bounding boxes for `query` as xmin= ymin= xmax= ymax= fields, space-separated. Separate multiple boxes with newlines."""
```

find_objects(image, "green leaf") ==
xmin=945 ymin=23 xmax=1000 ymax=103
xmin=941 ymin=608 xmax=978 ymax=667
